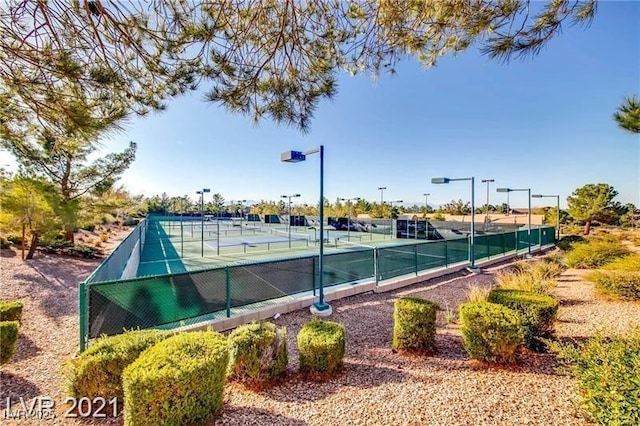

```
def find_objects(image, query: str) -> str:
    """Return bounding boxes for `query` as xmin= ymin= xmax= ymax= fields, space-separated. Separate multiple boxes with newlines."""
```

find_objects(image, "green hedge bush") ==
xmin=458 ymin=302 xmax=523 ymax=364
xmin=564 ymin=241 xmax=629 ymax=269
xmin=587 ymin=271 xmax=640 ymax=301
xmin=123 ymin=331 xmax=229 ymax=426
xmin=297 ymin=319 xmax=345 ymax=374
xmin=64 ymin=329 xmax=169 ymax=400
xmin=0 ymin=321 xmax=19 ymax=365
xmin=228 ymin=321 xmax=287 ymax=384
xmin=392 ymin=297 xmax=438 ymax=353
xmin=488 ymin=289 xmax=559 ymax=351
xmin=553 ymin=328 xmax=640 ymax=425
xmin=0 ymin=300 xmax=24 ymax=323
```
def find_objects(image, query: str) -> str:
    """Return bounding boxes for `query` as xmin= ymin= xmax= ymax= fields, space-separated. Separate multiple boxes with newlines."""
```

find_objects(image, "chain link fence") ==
xmin=80 ymin=226 xmax=555 ymax=350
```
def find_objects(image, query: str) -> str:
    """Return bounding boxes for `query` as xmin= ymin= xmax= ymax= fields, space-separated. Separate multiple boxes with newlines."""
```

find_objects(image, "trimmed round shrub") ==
xmin=392 ymin=297 xmax=437 ymax=353
xmin=459 ymin=302 xmax=523 ymax=364
xmin=122 ymin=331 xmax=229 ymax=426
xmin=488 ymin=289 xmax=559 ymax=351
xmin=228 ymin=321 xmax=287 ymax=384
xmin=0 ymin=300 xmax=24 ymax=323
xmin=64 ymin=329 xmax=169 ymax=400
xmin=0 ymin=321 xmax=19 ymax=365
xmin=588 ymin=271 xmax=640 ymax=301
xmin=297 ymin=319 xmax=345 ymax=374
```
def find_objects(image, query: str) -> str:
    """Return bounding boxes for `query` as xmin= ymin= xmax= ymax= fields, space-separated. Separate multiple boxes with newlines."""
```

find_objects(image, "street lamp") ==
xmin=497 ymin=187 xmax=532 ymax=256
xmin=378 ymin=186 xmax=387 ymax=213
xmin=481 ymin=179 xmax=495 ymax=229
xmin=339 ymin=197 xmax=361 ymax=241
xmin=281 ymin=194 xmax=301 ymax=248
xmin=196 ymin=188 xmax=211 ymax=257
xmin=532 ymin=194 xmax=560 ymax=240
xmin=281 ymin=146 xmax=331 ymax=316
xmin=236 ymin=200 xmax=247 ymax=234
xmin=432 ymin=177 xmax=479 ymax=272
xmin=423 ymin=193 xmax=430 ymax=216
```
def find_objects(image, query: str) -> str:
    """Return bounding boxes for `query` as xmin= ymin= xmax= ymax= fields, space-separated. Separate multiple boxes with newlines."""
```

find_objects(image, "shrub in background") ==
xmin=0 ymin=236 xmax=11 ymax=249
xmin=553 ymin=328 xmax=640 ymax=426
xmin=488 ymin=289 xmax=559 ymax=351
xmin=64 ymin=329 xmax=169 ymax=400
xmin=123 ymin=331 xmax=229 ymax=426
xmin=556 ymin=235 xmax=585 ymax=251
xmin=228 ymin=321 xmax=287 ymax=385
xmin=297 ymin=319 xmax=345 ymax=374
xmin=392 ymin=297 xmax=437 ymax=353
xmin=0 ymin=300 xmax=24 ymax=323
xmin=587 ymin=271 xmax=640 ymax=301
xmin=564 ymin=241 xmax=629 ymax=269
xmin=603 ymin=254 xmax=640 ymax=272
xmin=0 ymin=321 xmax=19 ymax=365
xmin=458 ymin=302 xmax=523 ymax=364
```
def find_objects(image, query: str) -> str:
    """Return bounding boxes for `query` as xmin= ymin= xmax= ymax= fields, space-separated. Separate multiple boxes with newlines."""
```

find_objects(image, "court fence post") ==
xmin=444 ymin=240 xmax=448 ymax=268
xmin=79 ymin=281 xmax=88 ymax=352
xmin=312 ymin=256 xmax=317 ymax=296
xmin=414 ymin=244 xmax=418 ymax=276
xmin=374 ymin=247 xmax=379 ymax=286
xmin=225 ymin=267 xmax=231 ymax=317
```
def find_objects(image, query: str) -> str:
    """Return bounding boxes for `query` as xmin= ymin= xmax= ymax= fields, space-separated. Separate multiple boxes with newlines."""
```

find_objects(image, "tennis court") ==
xmin=135 ymin=218 xmax=403 ymax=277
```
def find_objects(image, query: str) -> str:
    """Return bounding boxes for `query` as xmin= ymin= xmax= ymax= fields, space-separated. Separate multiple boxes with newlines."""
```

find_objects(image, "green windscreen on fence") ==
xmin=83 ymin=227 xmax=555 ymax=347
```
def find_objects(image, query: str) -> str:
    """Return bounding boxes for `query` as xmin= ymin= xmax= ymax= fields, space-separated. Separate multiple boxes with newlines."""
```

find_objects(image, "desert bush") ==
xmin=556 ymin=235 xmax=585 ymax=251
xmin=392 ymin=297 xmax=437 ymax=352
xmin=564 ymin=241 xmax=629 ymax=269
xmin=0 ymin=300 xmax=24 ymax=323
xmin=0 ymin=321 xmax=19 ymax=365
xmin=488 ymin=289 xmax=559 ymax=351
xmin=297 ymin=319 xmax=345 ymax=374
xmin=553 ymin=328 xmax=640 ymax=426
xmin=494 ymin=270 xmax=557 ymax=295
xmin=458 ymin=302 xmax=523 ymax=363
xmin=65 ymin=329 xmax=169 ymax=400
xmin=99 ymin=232 xmax=109 ymax=243
xmin=80 ymin=223 xmax=96 ymax=232
xmin=227 ymin=321 xmax=287 ymax=385
xmin=466 ymin=285 xmax=490 ymax=302
xmin=0 ymin=237 xmax=11 ymax=249
xmin=123 ymin=331 xmax=229 ymax=426
xmin=587 ymin=271 xmax=640 ymax=301
xmin=603 ymin=254 xmax=640 ymax=272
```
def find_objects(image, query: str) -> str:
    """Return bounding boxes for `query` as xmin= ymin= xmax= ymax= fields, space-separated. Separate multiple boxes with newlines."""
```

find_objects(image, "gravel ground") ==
xmin=2 ymin=247 xmax=639 ymax=425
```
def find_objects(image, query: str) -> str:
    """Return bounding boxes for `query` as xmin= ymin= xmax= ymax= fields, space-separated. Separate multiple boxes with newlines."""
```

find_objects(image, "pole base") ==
xmin=310 ymin=303 xmax=333 ymax=317
xmin=466 ymin=266 xmax=482 ymax=274
xmin=525 ymin=253 xmax=533 ymax=259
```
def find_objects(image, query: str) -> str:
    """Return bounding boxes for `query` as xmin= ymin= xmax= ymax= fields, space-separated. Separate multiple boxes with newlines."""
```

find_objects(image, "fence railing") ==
xmin=79 ymin=226 xmax=555 ymax=350
xmin=84 ymin=219 xmax=147 ymax=284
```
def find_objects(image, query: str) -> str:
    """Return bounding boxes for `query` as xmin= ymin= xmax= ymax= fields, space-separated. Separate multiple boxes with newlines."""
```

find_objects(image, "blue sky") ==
xmin=3 ymin=1 xmax=639 ymax=210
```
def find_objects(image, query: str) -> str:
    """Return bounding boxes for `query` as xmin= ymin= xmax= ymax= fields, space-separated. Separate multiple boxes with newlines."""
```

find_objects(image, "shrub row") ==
xmin=553 ymin=328 xmax=640 ymax=426
xmin=298 ymin=319 xmax=345 ymax=374
xmin=392 ymin=297 xmax=437 ymax=353
xmin=564 ymin=240 xmax=629 ymax=269
xmin=0 ymin=300 xmax=23 ymax=365
xmin=587 ymin=271 xmax=640 ymax=301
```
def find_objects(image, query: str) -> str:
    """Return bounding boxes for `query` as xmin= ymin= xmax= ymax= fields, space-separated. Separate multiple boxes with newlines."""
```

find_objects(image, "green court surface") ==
xmin=136 ymin=220 xmax=406 ymax=277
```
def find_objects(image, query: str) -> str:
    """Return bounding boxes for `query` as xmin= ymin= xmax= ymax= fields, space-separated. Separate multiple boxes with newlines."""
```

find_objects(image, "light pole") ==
xmin=281 ymin=194 xmax=301 ymax=248
xmin=378 ymin=186 xmax=387 ymax=215
xmin=196 ymin=188 xmax=211 ymax=257
xmin=497 ymin=187 xmax=532 ymax=256
xmin=423 ymin=193 xmax=430 ymax=217
xmin=339 ymin=197 xmax=361 ymax=241
xmin=532 ymin=194 xmax=560 ymax=240
xmin=432 ymin=177 xmax=479 ymax=272
xmin=281 ymin=146 xmax=331 ymax=316
xmin=481 ymin=179 xmax=495 ymax=229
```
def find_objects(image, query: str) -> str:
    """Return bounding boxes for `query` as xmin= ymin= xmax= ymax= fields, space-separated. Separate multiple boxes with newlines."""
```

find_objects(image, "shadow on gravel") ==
xmin=262 ymin=362 xmax=413 ymax=403
xmin=10 ymin=334 xmax=41 ymax=362
xmin=559 ymin=299 xmax=590 ymax=307
xmin=214 ymin=407 xmax=307 ymax=426
xmin=0 ymin=372 xmax=42 ymax=408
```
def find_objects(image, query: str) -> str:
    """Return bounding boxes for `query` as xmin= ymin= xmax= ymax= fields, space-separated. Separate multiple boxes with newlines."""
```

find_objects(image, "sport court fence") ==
xmin=79 ymin=226 xmax=555 ymax=351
